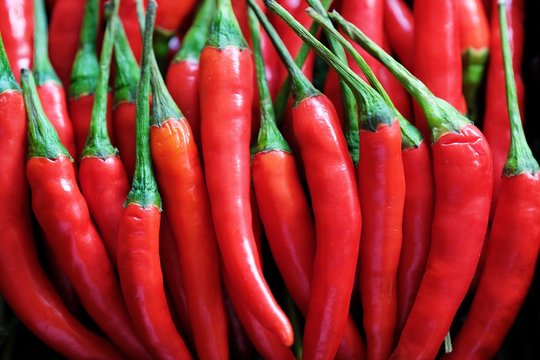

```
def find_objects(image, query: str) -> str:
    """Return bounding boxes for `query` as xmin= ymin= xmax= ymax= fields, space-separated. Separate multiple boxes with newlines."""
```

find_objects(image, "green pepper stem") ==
xmin=69 ymin=0 xmax=99 ymax=98
xmin=33 ymin=0 xmax=60 ymax=85
xmin=248 ymin=7 xmax=290 ymax=154
xmin=249 ymin=0 xmax=319 ymax=106
xmin=126 ymin=0 xmax=161 ymax=209
xmin=149 ymin=53 xmax=183 ymax=126
xmin=82 ymin=0 xmax=120 ymax=159
xmin=272 ymin=0 xmax=332 ymax=121
xmin=329 ymin=10 xmax=471 ymax=141
xmin=21 ymin=69 xmax=71 ymax=160
xmin=206 ymin=0 xmax=247 ymax=49
xmin=307 ymin=7 xmax=422 ymax=149
xmin=0 ymin=34 xmax=20 ymax=93
xmin=113 ymin=18 xmax=140 ymax=105
xmin=173 ymin=0 xmax=215 ymax=63
xmin=306 ymin=0 xmax=359 ymax=163
xmin=498 ymin=0 xmax=539 ymax=176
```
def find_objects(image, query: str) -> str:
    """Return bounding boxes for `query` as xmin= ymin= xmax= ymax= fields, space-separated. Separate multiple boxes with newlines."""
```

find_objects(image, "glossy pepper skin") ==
xmin=69 ymin=0 xmax=115 ymax=157
xmin=444 ymin=4 xmax=540 ymax=358
xmin=79 ymin=3 xmax=131 ymax=268
xmin=117 ymin=3 xmax=192 ymax=358
xmin=33 ymin=0 xmax=76 ymax=157
xmin=150 ymin=35 xmax=229 ymax=360
xmin=22 ymin=69 xmax=148 ymax=360
xmin=330 ymin=15 xmax=493 ymax=360
xmin=113 ymin=19 xmax=140 ymax=180
xmin=199 ymin=0 xmax=293 ymax=346
xmin=166 ymin=0 xmax=214 ymax=149
xmin=0 ymin=0 xmax=33 ymax=82
xmin=263 ymin=3 xmax=363 ymax=359
xmin=0 ymin=38 xmax=121 ymax=360
xmin=248 ymin=6 xmax=365 ymax=359
xmin=457 ymin=0 xmax=490 ymax=122
xmin=384 ymin=0 xmax=414 ymax=70
xmin=482 ymin=0 xmax=524 ymax=212
xmin=48 ymin=0 xmax=86 ymax=88
xmin=412 ymin=0 xmax=463 ymax=139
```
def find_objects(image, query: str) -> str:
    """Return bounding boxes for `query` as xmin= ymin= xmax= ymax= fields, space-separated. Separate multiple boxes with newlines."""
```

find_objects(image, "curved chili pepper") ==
xmin=69 ymin=0 xmax=115 ymax=157
xmin=331 ymin=13 xmax=494 ymax=360
xmin=249 ymin=7 xmax=365 ymax=359
xmin=22 ymin=68 xmax=149 ymax=360
xmin=159 ymin=217 xmax=193 ymax=344
xmin=259 ymin=3 xmax=363 ymax=359
xmin=117 ymin=3 xmax=192 ymax=358
xmin=458 ymin=0 xmax=490 ymax=122
xmin=307 ymin=12 xmax=433 ymax=343
xmin=384 ymin=0 xmax=414 ymax=70
xmin=444 ymin=3 xmax=540 ymax=358
xmin=32 ymin=0 xmax=76 ymax=157
xmin=300 ymin=7 xmax=406 ymax=359
xmin=79 ymin=1 xmax=131 ymax=269
xmin=412 ymin=0 xmax=463 ymax=139
xmin=0 ymin=37 xmax=122 ymax=360
xmin=0 ymin=0 xmax=33 ymax=82
xmin=166 ymin=0 xmax=214 ymax=149
xmin=150 ymin=28 xmax=228 ymax=360
xmin=482 ymin=0 xmax=524 ymax=212
xmin=199 ymin=0 xmax=293 ymax=346
xmin=113 ymin=17 xmax=140 ymax=180
xmin=49 ymin=0 xmax=86 ymax=88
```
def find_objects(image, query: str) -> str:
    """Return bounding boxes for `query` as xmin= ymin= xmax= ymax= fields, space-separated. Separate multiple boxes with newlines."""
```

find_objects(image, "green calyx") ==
xmin=82 ymin=0 xmax=120 ymax=160
xmin=207 ymin=0 xmax=248 ymax=50
xmin=33 ymin=0 xmax=61 ymax=86
xmin=150 ymin=53 xmax=184 ymax=127
xmin=126 ymin=0 xmax=161 ymax=210
xmin=272 ymin=0 xmax=332 ymax=121
xmin=498 ymin=1 xmax=539 ymax=176
xmin=0 ymin=34 xmax=20 ymax=93
xmin=306 ymin=7 xmax=422 ymax=150
xmin=248 ymin=7 xmax=290 ymax=155
xmin=113 ymin=18 xmax=140 ymax=105
xmin=250 ymin=0 xmax=319 ymax=107
xmin=330 ymin=10 xmax=471 ymax=143
xmin=462 ymin=47 xmax=489 ymax=122
xmin=173 ymin=0 xmax=215 ymax=63
xmin=21 ymin=69 xmax=72 ymax=160
xmin=69 ymin=0 xmax=100 ymax=98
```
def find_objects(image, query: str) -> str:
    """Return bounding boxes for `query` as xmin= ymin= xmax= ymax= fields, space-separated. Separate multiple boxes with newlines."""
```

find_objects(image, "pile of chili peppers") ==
xmin=1 ymin=0 xmax=540 ymax=359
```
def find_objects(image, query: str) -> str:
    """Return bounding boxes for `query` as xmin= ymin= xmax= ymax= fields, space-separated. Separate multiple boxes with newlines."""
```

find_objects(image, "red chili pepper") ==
xmin=32 ymin=0 xmax=76 ymax=157
xmin=458 ymin=0 xmax=490 ymax=122
xmin=0 ymin=0 xmax=33 ymax=82
xmin=384 ymin=0 xmax=414 ymax=70
xmin=482 ymin=0 xmax=524 ymax=212
xmin=117 ymin=3 xmax=192 ymax=358
xmin=150 ymin=32 xmax=229 ymax=360
xmin=307 ymin=12 xmax=433 ymax=345
xmin=79 ymin=1 xmax=131 ymax=269
xmin=159 ymin=217 xmax=193 ymax=344
xmin=331 ymin=13 xmax=494 ymax=360
xmin=412 ymin=0 xmax=463 ymax=139
xmin=22 ymin=68 xmax=149 ymax=360
xmin=249 ymin=6 xmax=365 ymax=359
xmin=444 ymin=2 xmax=540 ymax=358
xmin=199 ymin=0 xmax=293 ymax=346
xmin=119 ymin=0 xmax=144 ymax=61
xmin=166 ymin=0 xmax=214 ymax=149
xmin=69 ymin=0 xmax=115 ymax=158
xmin=259 ymin=3 xmax=363 ymax=359
xmin=113 ymin=17 xmax=140 ymax=180
xmin=48 ymin=0 xmax=86 ymax=89
xmin=0 ymin=36 xmax=122 ymax=360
